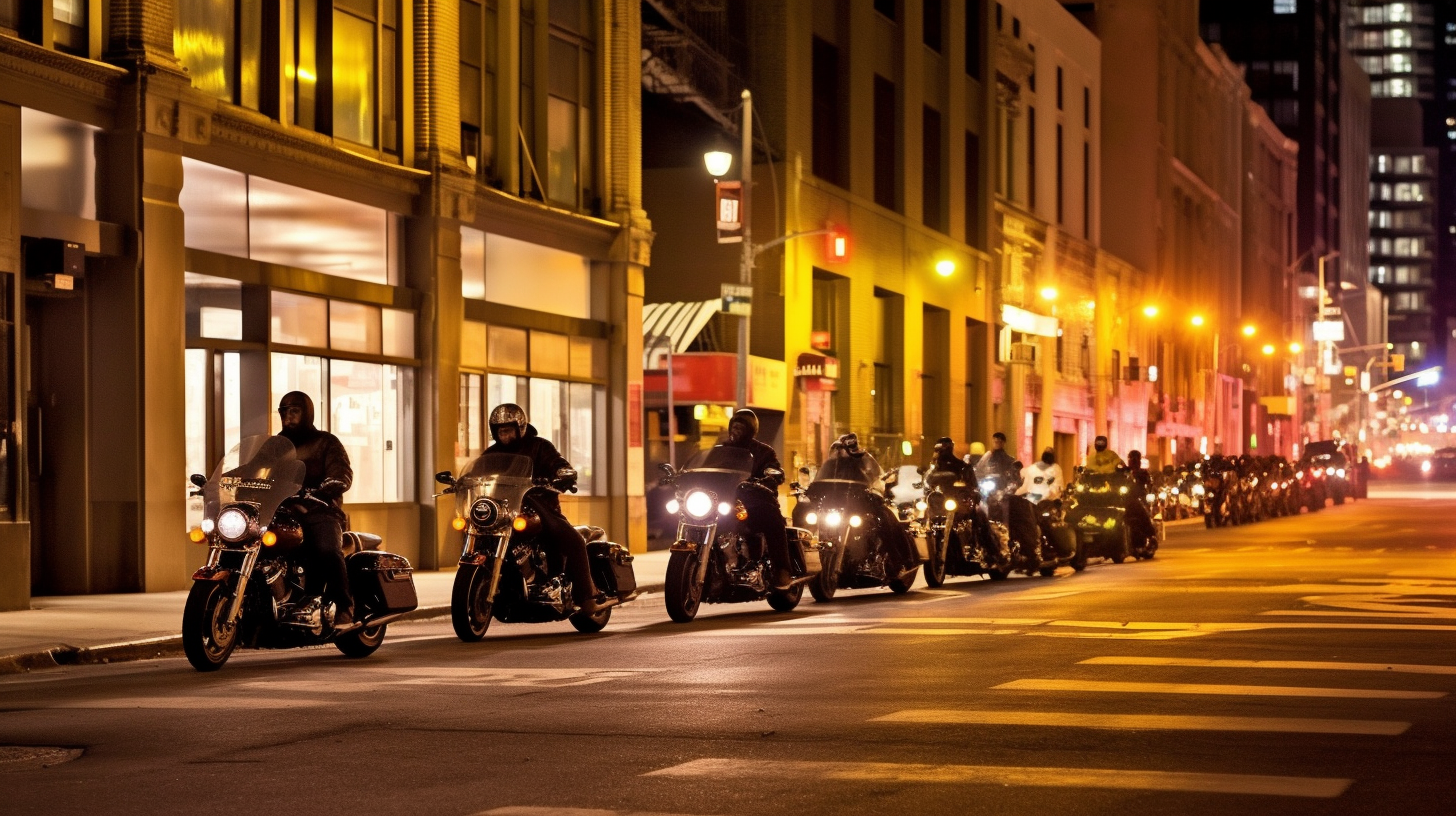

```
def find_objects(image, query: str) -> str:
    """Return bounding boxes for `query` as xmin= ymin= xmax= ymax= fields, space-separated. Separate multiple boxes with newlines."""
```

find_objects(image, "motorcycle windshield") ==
xmin=676 ymin=446 xmax=753 ymax=502
xmin=813 ymin=453 xmax=882 ymax=486
xmin=1071 ymin=473 xmax=1134 ymax=506
xmin=204 ymin=435 xmax=307 ymax=526
xmin=454 ymin=452 xmax=537 ymax=519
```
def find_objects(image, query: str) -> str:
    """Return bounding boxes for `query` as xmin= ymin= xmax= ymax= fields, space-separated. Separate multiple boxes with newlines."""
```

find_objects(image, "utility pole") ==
xmin=737 ymin=90 xmax=753 ymax=411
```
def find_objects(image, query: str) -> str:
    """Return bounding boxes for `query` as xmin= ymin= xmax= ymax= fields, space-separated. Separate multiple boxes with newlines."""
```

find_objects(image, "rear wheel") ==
xmin=766 ymin=582 xmax=803 ymax=612
xmin=569 ymin=606 xmax=612 ymax=633
xmin=335 ymin=623 xmax=387 ymax=657
xmin=451 ymin=564 xmax=494 ymax=642
xmin=182 ymin=580 xmax=238 ymax=672
xmin=888 ymin=566 xmax=918 ymax=594
xmin=664 ymin=550 xmax=704 ymax=622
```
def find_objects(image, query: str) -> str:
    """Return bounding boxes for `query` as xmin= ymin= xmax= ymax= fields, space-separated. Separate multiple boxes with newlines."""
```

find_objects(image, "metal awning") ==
xmin=643 ymin=299 xmax=720 ymax=358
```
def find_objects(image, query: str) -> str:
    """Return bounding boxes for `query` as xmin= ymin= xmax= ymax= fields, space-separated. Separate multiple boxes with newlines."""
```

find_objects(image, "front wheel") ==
xmin=987 ymin=568 xmax=1010 ymax=581
xmin=922 ymin=533 xmax=948 ymax=588
xmin=182 ymin=580 xmax=239 ymax=672
xmin=766 ymin=582 xmax=803 ymax=612
xmin=809 ymin=554 xmax=840 ymax=603
xmin=1110 ymin=526 xmax=1130 ymax=565
xmin=335 ymin=624 xmax=387 ymax=657
xmin=451 ymin=564 xmax=494 ymax=642
xmin=664 ymin=550 xmax=704 ymax=622
xmin=569 ymin=606 xmax=612 ymax=633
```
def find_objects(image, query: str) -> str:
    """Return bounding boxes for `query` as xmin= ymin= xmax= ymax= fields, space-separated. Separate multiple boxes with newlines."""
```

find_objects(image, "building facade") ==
xmin=0 ymin=0 xmax=652 ymax=610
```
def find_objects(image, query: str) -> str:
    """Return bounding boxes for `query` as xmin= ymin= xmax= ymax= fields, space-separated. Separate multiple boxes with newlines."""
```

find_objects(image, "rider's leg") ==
xmin=737 ymin=487 xmax=793 ymax=588
xmin=531 ymin=498 xmax=600 ymax=607
xmin=301 ymin=513 xmax=351 ymax=623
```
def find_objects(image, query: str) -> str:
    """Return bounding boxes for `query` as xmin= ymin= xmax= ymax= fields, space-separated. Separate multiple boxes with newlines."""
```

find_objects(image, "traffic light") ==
xmin=1390 ymin=353 xmax=1405 ymax=372
xmin=826 ymin=226 xmax=849 ymax=262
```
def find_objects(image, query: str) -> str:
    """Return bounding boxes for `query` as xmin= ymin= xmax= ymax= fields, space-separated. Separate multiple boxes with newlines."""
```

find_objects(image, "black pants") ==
xmin=1124 ymin=497 xmax=1157 ymax=545
xmin=528 ymin=494 xmax=597 ymax=604
xmin=1008 ymin=495 xmax=1043 ymax=561
xmin=301 ymin=513 xmax=351 ymax=612
xmin=737 ymin=485 xmax=793 ymax=579
xmin=870 ymin=500 xmax=919 ymax=571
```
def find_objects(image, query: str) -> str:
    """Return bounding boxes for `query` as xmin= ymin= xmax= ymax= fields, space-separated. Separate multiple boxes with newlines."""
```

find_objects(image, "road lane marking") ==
xmin=643 ymin=758 xmax=1352 ymax=798
xmin=1262 ymin=594 xmax=1456 ymax=618
xmin=994 ymin=679 xmax=1446 ymax=699
xmin=475 ymin=809 xmax=710 ymax=816
xmin=870 ymin=709 xmax=1410 ymax=736
xmin=1081 ymin=656 xmax=1456 ymax=675
xmin=375 ymin=667 xmax=663 ymax=687
xmin=45 ymin=697 xmax=327 ymax=709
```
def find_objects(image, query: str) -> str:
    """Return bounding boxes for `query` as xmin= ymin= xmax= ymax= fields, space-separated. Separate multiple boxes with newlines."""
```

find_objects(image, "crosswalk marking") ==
xmin=1081 ymin=656 xmax=1456 ymax=675
xmin=644 ymin=758 xmax=1351 ymax=799
xmin=474 ymin=809 xmax=708 ymax=816
xmin=47 ymin=696 xmax=327 ymax=709
xmin=870 ymin=709 xmax=1410 ymax=736
xmin=994 ymin=678 xmax=1446 ymax=699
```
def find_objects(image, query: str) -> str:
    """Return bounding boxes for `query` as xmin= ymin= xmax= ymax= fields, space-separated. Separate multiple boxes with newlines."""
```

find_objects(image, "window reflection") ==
xmin=333 ymin=8 xmax=377 ymax=147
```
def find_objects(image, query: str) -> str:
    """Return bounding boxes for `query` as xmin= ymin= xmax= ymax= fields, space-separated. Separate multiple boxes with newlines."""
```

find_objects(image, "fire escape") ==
xmin=640 ymin=0 xmax=747 ymax=134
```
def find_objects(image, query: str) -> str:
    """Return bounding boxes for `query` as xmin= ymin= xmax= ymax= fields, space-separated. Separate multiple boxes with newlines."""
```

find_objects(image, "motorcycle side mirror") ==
xmin=189 ymin=473 xmax=206 ymax=488
xmin=763 ymin=467 xmax=783 ymax=480
xmin=789 ymin=481 xmax=801 ymax=491
xmin=658 ymin=462 xmax=675 ymax=477
xmin=799 ymin=467 xmax=811 ymax=475
xmin=434 ymin=470 xmax=456 ymax=487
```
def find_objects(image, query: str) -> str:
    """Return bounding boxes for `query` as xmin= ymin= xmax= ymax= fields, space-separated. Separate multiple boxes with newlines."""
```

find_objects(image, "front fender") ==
xmin=191 ymin=565 xmax=233 ymax=582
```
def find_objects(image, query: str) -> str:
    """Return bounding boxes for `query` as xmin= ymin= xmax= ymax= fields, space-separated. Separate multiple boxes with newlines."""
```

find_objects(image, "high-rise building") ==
xmin=1348 ymin=1 xmax=1438 ymax=366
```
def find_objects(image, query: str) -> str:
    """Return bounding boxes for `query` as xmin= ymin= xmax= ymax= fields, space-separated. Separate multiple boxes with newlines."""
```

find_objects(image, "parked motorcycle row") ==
xmin=179 ymin=436 xmax=1352 ymax=672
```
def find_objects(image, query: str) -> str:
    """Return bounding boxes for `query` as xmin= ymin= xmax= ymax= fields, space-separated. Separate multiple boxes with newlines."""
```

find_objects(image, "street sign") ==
xmin=1312 ymin=320 xmax=1345 ymax=342
xmin=721 ymin=283 xmax=752 ymax=316
xmin=715 ymin=181 xmax=743 ymax=244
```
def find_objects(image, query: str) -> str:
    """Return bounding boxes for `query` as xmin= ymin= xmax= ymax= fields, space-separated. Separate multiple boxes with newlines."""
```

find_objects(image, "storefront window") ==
xmin=272 ymin=292 xmax=330 ymax=347
xmin=329 ymin=300 xmax=383 ymax=355
xmin=21 ymin=109 xmax=96 ymax=220
xmin=459 ymin=373 xmax=484 ymax=461
xmin=482 ymin=373 xmax=599 ymax=495
xmin=333 ymin=7 xmax=377 ymax=147
xmin=185 ymin=273 xmax=244 ymax=341
xmin=185 ymin=350 xmax=208 ymax=481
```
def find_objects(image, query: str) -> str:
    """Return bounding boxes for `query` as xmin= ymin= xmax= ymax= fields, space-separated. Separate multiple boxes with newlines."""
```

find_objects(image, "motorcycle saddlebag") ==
xmin=588 ymin=541 xmax=636 ymax=597
xmin=786 ymin=527 xmax=819 ymax=573
xmin=348 ymin=551 xmax=418 ymax=615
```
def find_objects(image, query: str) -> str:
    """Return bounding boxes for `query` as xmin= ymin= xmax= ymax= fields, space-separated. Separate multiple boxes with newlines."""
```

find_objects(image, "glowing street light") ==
xmin=703 ymin=150 xmax=733 ymax=178
xmin=1288 ymin=342 xmax=1303 ymax=354
xmin=1039 ymin=286 xmax=1059 ymax=301
xmin=1241 ymin=324 xmax=1257 ymax=337
xmin=935 ymin=259 xmax=956 ymax=277
xmin=1261 ymin=344 xmax=1276 ymax=356
xmin=1142 ymin=305 xmax=1159 ymax=318
xmin=1190 ymin=314 xmax=1205 ymax=327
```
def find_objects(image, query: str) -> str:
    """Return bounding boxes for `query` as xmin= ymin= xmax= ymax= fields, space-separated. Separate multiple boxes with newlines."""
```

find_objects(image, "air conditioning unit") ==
xmin=1124 ymin=356 xmax=1145 ymax=381
xmin=1009 ymin=342 xmax=1038 ymax=364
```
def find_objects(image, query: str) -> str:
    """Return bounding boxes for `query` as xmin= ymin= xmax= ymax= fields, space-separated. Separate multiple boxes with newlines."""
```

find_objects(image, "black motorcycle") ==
xmin=793 ymin=452 xmax=920 ymax=600
xmin=918 ymin=466 xmax=1009 ymax=586
xmin=980 ymin=470 xmax=1073 ymax=578
xmin=182 ymin=435 xmax=418 ymax=672
xmin=661 ymin=446 xmax=824 ymax=622
xmin=1064 ymin=470 xmax=1160 ymax=567
xmin=436 ymin=452 xmax=638 ymax=641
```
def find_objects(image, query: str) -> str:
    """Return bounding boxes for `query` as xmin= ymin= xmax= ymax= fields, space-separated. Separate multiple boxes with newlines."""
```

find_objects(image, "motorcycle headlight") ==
xmin=666 ymin=498 xmax=681 ymax=514
xmin=915 ymin=500 xmax=928 ymax=512
xmin=1145 ymin=493 xmax=1156 ymax=503
xmin=470 ymin=497 xmax=501 ymax=528
xmin=717 ymin=501 xmax=734 ymax=517
xmin=944 ymin=499 xmax=957 ymax=512
xmin=1295 ymin=471 xmax=1303 ymax=479
xmin=1313 ymin=468 xmax=1323 ymax=477
xmin=200 ymin=518 xmax=215 ymax=534
xmin=216 ymin=507 xmax=251 ymax=542
xmin=1118 ymin=486 xmax=1129 ymax=495
xmin=980 ymin=478 xmax=996 ymax=494
xmin=684 ymin=491 xmax=714 ymax=519
xmin=1421 ymin=460 xmax=1432 ymax=473
xmin=805 ymin=511 xmax=818 ymax=525
xmin=1192 ymin=484 xmax=1205 ymax=496
xmin=849 ymin=515 xmax=863 ymax=528
xmin=824 ymin=510 xmax=842 ymax=528
xmin=1336 ymin=468 xmax=1346 ymax=478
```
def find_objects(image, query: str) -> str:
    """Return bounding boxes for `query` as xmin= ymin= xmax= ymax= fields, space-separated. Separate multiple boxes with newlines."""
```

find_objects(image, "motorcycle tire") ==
xmin=809 ymin=555 xmax=840 ymax=603
xmin=451 ymin=564 xmax=494 ymax=642
xmin=923 ymin=536 xmax=948 ymax=588
xmin=1070 ymin=542 xmax=1088 ymax=572
xmin=569 ymin=606 xmax=612 ymax=633
xmin=1204 ymin=512 xmax=1216 ymax=529
xmin=664 ymin=550 xmax=704 ymax=622
xmin=987 ymin=568 xmax=1010 ymax=581
xmin=1110 ymin=527 xmax=1130 ymax=565
xmin=1333 ymin=490 xmax=1346 ymax=506
xmin=888 ymin=566 xmax=918 ymax=594
xmin=1039 ymin=564 xmax=1057 ymax=577
xmin=335 ymin=623 xmax=387 ymax=657
xmin=182 ymin=580 xmax=239 ymax=672
xmin=766 ymin=583 xmax=804 ymax=612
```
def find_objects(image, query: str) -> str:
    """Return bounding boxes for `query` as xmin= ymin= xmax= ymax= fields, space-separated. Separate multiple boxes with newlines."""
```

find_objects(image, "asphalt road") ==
xmin=3 ymin=483 xmax=1455 ymax=816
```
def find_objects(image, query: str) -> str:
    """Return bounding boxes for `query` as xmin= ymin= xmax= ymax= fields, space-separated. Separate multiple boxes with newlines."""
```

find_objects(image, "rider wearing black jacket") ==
xmin=832 ymin=433 xmax=920 ymax=575
xmin=485 ymin=403 xmax=603 ymax=613
xmin=277 ymin=391 xmax=355 ymax=627
xmin=724 ymin=409 xmax=794 ymax=590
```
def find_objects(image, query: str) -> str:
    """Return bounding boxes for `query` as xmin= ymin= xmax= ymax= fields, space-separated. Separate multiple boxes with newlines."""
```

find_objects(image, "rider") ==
xmin=277 ymin=391 xmax=355 ymax=628
xmin=723 ymin=409 xmax=794 ymax=590
xmin=1085 ymin=435 xmax=1125 ymax=474
xmin=1017 ymin=447 xmax=1065 ymax=504
xmin=973 ymin=432 xmax=1016 ymax=480
xmin=831 ymin=433 xmax=920 ymax=575
xmin=926 ymin=437 xmax=966 ymax=485
xmin=1084 ymin=437 xmax=1157 ymax=547
xmin=485 ymin=403 xmax=604 ymax=614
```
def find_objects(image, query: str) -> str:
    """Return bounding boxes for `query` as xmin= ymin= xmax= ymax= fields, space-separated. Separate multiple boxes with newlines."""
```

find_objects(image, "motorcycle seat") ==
xmin=575 ymin=525 xmax=607 ymax=543
xmin=343 ymin=532 xmax=383 ymax=553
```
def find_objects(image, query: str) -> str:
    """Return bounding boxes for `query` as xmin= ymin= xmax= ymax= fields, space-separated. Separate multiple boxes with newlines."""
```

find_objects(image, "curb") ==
xmin=0 ymin=580 xmax=666 ymax=675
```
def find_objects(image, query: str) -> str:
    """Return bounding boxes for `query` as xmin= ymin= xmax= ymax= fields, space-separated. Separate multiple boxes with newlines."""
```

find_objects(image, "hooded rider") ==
xmin=830 ymin=433 xmax=920 ymax=575
xmin=723 ymin=409 xmax=794 ymax=590
xmin=485 ymin=403 xmax=604 ymax=613
xmin=276 ymin=391 xmax=355 ymax=627
xmin=1085 ymin=435 xmax=1126 ymax=474
xmin=926 ymin=437 xmax=966 ymax=488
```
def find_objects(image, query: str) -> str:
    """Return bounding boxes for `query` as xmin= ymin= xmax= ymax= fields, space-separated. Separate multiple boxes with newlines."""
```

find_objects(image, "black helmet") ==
xmin=488 ymin=403 xmax=527 ymax=440
xmin=729 ymin=409 xmax=759 ymax=440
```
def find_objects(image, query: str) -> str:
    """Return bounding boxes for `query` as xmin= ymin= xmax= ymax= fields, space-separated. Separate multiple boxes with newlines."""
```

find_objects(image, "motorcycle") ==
xmin=435 ymin=452 xmax=638 ymax=641
xmin=1064 ymin=470 xmax=1160 ymax=568
xmin=916 ymin=466 xmax=1007 ymax=587
xmin=660 ymin=446 xmax=824 ymax=622
xmin=793 ymin=451 xmax=921 ymax=600
xmin=181 ymin=435 xmax=417 ymax=672
xmin=981 ymin=470 xmax=1074 ymax=578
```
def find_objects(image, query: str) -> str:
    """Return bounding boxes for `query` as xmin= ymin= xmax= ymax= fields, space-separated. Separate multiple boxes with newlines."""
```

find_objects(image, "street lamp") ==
xmin=1241 ymin=324 xmax=1257 ymax=338
xmin=1288 ymin=342 xmax=1303 ymax=354
xmin=1262 ymin=344 xmax=1276 ymax=356
xmin=1040 ymin=286 xmax=1059 ymax=301
xmin=936 ymin=259 xmax=956 ymax=277
xmin=1190 ymin=314 xmax=1205 ymax=327
xmin=703 ymin=151 xmax=733 ymax=179
xmin=1142 ymin=305 xmax=1159 ymax=318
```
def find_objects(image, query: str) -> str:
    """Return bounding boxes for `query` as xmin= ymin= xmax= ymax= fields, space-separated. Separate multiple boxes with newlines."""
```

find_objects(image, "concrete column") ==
xmin=0 ymin=102 xmax=28 ymax=610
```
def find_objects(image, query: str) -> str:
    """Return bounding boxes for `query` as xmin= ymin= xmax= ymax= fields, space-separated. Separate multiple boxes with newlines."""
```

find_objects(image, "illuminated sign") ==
xmin=1001 ymin=304 xmax=1059 ymax=337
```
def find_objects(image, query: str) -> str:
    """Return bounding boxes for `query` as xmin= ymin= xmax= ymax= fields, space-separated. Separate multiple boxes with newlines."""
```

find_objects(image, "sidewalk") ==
xmin=0 ymin=550 xmax=673 ymax=674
